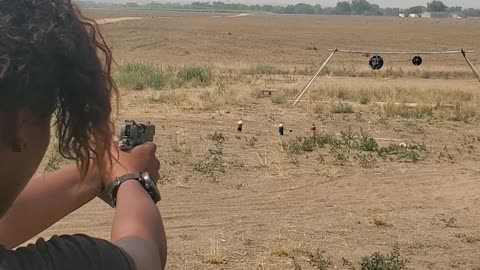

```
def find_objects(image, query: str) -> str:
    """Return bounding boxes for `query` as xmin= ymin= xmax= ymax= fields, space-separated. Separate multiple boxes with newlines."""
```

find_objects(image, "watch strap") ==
xmin=109 ymin=173 xmax=142 ymax=207
xmin=108 ymin=172 xmax=161 ymax=208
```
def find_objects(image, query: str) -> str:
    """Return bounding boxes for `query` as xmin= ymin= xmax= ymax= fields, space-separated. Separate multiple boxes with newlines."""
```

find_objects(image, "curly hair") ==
xmin=0 ymin=0 xmax=118 ymax=182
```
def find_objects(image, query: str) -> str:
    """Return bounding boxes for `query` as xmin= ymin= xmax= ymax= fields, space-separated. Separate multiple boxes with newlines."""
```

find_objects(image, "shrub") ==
xmin=358 ymin=132 xmax=379 ymax=152
xmin=378 ymin=143 xmax=426 ymax=162
xmin=271 ymin=95 xmax=287 ymax=104
xmin=360 ymin=245 xmax=408 ymax=270
xmin=194 ymin=132 xmax=227 ymax=180
xmin=358 ymin=92 xmax=371 ymax=104
xmin=331 ymin=102 xmax=354 ymax=114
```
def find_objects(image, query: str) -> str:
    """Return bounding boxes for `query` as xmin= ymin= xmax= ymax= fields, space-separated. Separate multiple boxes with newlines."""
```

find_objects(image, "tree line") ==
xmin=78 ymin=0 xmax=480 ymax=17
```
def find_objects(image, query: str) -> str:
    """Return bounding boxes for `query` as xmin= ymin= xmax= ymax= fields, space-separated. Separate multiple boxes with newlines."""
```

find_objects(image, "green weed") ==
xmin=360 ymin=245 xmax=408 ymax=270
xmin=194 ymin=132 xmax=227 ymax=180
xmin=282 ymin=128 xmax=426 ymax=164
xmin=378 ymin=143 xmax=426 ymax=162
xmin=44 ymin=150 xmax=63 ymax=172
xmin=114 ymin=61 xmax=172 ymax=90
xmin=114 ymin=62 xmax=215 ymax=90
xmin=177 ymin=64 xmax=214 ymax=86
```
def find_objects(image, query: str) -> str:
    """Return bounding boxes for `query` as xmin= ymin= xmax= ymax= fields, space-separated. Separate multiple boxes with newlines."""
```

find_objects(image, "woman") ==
xmin=0 ymin=0 xmax=167 ymax=269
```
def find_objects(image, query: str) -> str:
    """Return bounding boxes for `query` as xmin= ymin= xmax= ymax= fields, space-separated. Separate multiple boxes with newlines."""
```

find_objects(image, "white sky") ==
xmin=98 ymin=0 xmax=480 ymax=8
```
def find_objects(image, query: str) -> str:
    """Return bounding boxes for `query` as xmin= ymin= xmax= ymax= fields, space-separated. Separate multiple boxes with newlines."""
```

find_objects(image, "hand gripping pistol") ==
xmin=118 ymin=120 xmax=155 ymax=151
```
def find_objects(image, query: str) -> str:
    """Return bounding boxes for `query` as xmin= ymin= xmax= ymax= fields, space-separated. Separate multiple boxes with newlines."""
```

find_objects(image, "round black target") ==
xmin=369 ymin=55 xmax=384 ymax=70
xmin=412 ymin=56 xmax=423 ymax=66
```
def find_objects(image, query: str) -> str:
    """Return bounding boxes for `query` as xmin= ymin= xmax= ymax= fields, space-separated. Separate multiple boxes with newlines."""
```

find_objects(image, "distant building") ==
xmin=398 ymin=13 xmax=405 ymax=18
xmin=420 ymin=11 xmax=431 ymax=18
xmin=408 ymin=13 xmax=418 ymax=18
xmin=420 ymin=11 xmax=461 ymax=18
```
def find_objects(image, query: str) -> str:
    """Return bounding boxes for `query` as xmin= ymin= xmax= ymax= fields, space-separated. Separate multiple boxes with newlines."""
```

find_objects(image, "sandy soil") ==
xmin=96 ymin=16 xmax=143 ymax=25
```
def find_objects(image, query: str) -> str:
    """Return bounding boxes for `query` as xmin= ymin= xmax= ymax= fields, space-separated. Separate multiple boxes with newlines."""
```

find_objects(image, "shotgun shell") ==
xmin=237 ymin=120 xmax=243 ymax=132
xmin=279 ymin=123 xmax=284 ymax=135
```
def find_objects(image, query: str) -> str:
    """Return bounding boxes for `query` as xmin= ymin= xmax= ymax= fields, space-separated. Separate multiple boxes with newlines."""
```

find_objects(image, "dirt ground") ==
xmin=27 ymin=10 xmax=480 ymax=269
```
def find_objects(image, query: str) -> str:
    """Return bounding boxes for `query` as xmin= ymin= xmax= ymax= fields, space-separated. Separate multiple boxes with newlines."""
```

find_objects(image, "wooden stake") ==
xmin=461 ymin=48 xmax=480 ymax=83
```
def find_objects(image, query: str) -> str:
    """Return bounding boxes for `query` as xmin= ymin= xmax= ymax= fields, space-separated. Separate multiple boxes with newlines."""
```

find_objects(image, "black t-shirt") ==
xmin=0 ymin=234 xmax=136 ymax=270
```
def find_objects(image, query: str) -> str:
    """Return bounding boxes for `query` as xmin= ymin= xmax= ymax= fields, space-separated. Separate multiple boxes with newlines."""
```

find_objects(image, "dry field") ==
xmin=30 ymin=10 xmax=480 ymax=269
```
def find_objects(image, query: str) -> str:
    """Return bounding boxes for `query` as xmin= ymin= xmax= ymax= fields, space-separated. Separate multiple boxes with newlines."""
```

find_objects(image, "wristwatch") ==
xmin=108 ymin=172 xmax=161 ymax=207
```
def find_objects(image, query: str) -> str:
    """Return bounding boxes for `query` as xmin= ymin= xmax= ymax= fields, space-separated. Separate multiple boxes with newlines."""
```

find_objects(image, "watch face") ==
xmin=141 ymin=172 xmax=161 ymax=202
xmin=141 ymin=172 xmax=151 ymax=182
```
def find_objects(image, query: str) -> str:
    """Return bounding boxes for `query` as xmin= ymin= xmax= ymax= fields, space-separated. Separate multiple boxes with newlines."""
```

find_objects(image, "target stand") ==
xmin=292 ymin=48 xmax=480 ymax=106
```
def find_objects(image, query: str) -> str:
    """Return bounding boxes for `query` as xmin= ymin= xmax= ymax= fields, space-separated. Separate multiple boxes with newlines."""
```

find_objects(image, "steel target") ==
xmin=369 ymin=55 xmax=384 ymax=70
xmin=412 ymin=56 xmax=423 ymax=66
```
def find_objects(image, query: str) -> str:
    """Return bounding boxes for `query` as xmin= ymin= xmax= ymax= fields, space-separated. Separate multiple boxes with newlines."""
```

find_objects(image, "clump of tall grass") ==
xmin=114 ymin=61 xmax=215 ymax=90
xmin=177 ymin=64 xmax=214 ymax=87
xmin=114 ymin=62 xmax=173 ymax=90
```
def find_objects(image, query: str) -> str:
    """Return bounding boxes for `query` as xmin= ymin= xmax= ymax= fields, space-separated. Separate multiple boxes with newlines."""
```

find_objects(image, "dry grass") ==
xmin=370 ymin=216 xmax=392 ymax=228
xmin=43 ymin=140 xmax=65 ymax=173
xmin=44 ymin=149 xmax=63 ymax=173
xmin=118 ymin=59 xmax=480 ymax=123
xmin=267 ymin=241 xmax=291 ymax=257
xmin=202 ymin=239 xmax=227 ymax=264
xmin=222 ymin=64 xmax=476 ymax=80
xmin=321 ymin=65 xmax=476 ymax=80
xmin=307 ymin=84 xmax=478 ymax=106
xmin=111 ymin=41 xmax=480 ymax=123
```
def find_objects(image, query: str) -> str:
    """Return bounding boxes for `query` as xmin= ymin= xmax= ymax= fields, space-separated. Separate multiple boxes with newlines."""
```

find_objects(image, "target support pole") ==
xmin=461 ymin=49 xmax=480 ymax=83
xmin=293 ymin=48 xmax=337 ymax=106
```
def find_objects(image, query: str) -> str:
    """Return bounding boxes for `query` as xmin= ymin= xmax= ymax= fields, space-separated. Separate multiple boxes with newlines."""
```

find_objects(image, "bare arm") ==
xmin=0 ymin=163 xmax=100 ymax=249
xmin=112 ymin=180 xmax=167 ymax=270
xmin=0 ymin=142 xmax=168 ymax=270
